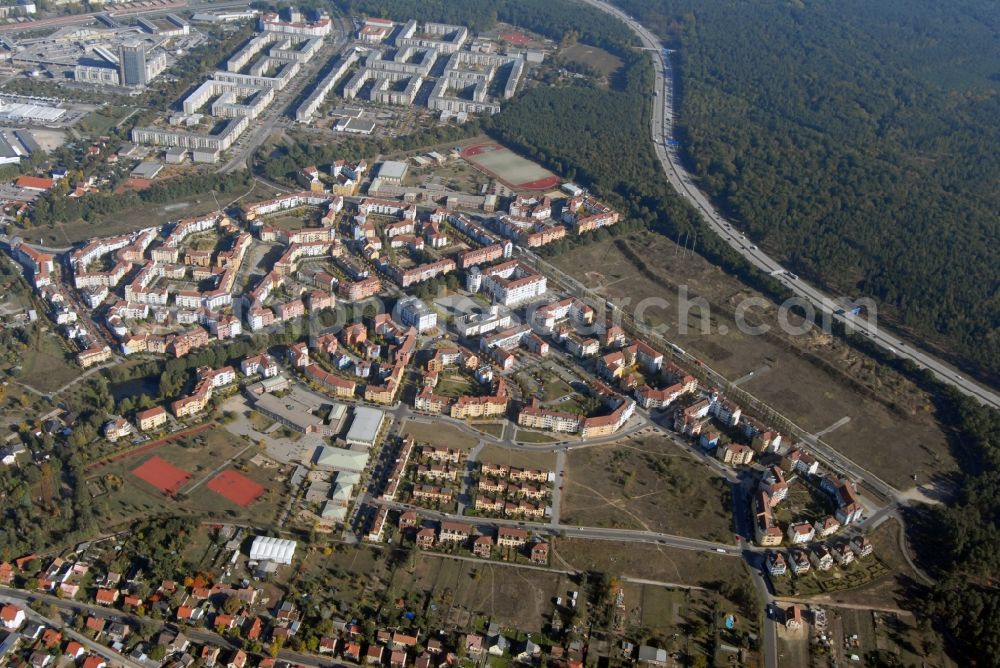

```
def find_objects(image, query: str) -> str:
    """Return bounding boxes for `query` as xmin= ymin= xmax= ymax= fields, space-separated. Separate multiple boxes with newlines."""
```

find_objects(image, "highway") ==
xmin=582 ymin=0 xmax=1000 ymax=411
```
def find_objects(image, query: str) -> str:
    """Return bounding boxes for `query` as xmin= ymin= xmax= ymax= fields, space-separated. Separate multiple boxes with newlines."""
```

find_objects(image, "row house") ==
xmin=458 ymin=242 xmax=510 ymax=269
xmin=505 ymin=500 xmax=544 ymax=518
xmin=474 ymin=495 xmax=504 ymax=513
xmin=421 ymin=445 xmax=464 ymax=463
xmin=478 ymin=477 xmax=508 ymax=494
xmin=509 ymin=467 xmax=551 ymax=483
xmin=412 ymin=485 xmax=453 ymax=503
xmin=522 ymin=224 xmax=566 ymax=248
xmin=417 ymin=464 xmax=458 ymax=482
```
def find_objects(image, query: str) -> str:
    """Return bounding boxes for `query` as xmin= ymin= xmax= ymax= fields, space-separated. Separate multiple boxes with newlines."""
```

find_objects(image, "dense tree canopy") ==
xmin=612 ymin=0 xmax=1000 ymax=382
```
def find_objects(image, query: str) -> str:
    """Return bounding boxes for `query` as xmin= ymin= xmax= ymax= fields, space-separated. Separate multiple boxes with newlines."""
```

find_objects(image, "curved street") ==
xmin=581 ymin=0 xmax=999 ymax=411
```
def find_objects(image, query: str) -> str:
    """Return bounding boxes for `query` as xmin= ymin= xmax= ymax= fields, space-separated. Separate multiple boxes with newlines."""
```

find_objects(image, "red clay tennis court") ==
xmin=500 ymin=32 xmax=531 ymax=46
xmin=132 ymin=456 xmax=191 ymax=495
xmin=207 ymin=470 xmax=265 ymax=507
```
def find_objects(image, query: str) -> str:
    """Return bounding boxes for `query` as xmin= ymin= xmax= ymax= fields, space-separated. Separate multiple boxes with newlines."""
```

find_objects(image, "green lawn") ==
xmin=541 ymin=377 xmax=575 ymax=402
xmin=471 ymin=422 xmax=504 ymax=438
xmin=78 ymin=106 xmax=135 ymax=134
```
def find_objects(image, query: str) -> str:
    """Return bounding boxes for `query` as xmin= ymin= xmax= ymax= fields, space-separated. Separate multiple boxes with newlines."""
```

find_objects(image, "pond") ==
xmin=110 ymin=376 xmax=160 ymax=402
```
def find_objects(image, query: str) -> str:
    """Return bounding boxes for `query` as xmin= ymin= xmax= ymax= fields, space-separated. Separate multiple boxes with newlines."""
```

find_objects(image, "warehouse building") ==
xmin=344 ymin=406 xmax=386 ymax=447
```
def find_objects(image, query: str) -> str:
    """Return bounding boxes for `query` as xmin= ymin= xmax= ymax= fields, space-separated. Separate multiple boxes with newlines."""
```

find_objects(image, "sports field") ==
xmin=207 ymin=469 xmax=265 ymax=507
xmin=132 ymin=456 xmax=191 ymax=495
xmin=461 ymin=143 xmax=560 ymax=190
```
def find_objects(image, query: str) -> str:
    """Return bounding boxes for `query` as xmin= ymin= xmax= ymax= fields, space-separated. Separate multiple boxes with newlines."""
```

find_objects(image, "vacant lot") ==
xmin=829 ymin=604 xmax=955 ymax=668
xmin=513 ymin=430 xmax=559 ymax=444
xmin=477 ymin=444 xmax=556 ymax=470
xmin=403 ymin=420 xmax=478 ymax=450
xmin=561 ymin=434 xmax=732 ymax=542
xmin=552 ymin=232 xmax=955 ymax=489
xmin=554 ymin=537 xmax=747 ymax=590
xmin=29 ymin=179 xmax=281 ymax=246
xmin=470 ymin=423 xmax=504 ymax=438
xmin=398 ymin=554 xmax=566 ymax=631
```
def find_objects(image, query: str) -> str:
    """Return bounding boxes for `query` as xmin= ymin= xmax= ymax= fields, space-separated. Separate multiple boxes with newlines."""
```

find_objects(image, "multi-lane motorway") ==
xmin=582 ymin=0 xmax=1000 ymax=411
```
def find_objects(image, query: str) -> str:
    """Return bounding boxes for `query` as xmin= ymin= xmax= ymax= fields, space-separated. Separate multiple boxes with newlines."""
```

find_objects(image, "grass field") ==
xmin=18 ymin=327 xmax=80 ymax=393
xmin=513 ymin=430 xmax=559 ymax=444
xmin=78 ymin=106 xmax=135 ymax=135
xmin=403 ymin=420 xmax=478 ymax=450
xmin=477 ymin=444 xmax=556 ymax=470
xmin=561 ymin=434 xmax=733 ymax=542
xmin=551 ymin=232 xmax=956 ymax=489
xmin=541 ymin=376 xmax=575 ymax=402
xmin=470 ymin=422 xmax=504 ymax=438
xmin=560 ymin=43 xmax=623 ymax=78
xmin=435 ymin=374 xmax=475 ymax=398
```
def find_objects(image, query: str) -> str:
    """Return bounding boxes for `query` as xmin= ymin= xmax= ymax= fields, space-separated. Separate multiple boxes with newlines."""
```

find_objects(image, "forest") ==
xmin=332 ymin=0 xmax=638 ymax=51
xmin=611 ymin=0 xmax=1000 ymax=383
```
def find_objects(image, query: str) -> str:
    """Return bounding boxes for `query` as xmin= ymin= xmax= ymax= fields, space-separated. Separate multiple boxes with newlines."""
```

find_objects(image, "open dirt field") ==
xmin=403 ymin=420 xmax=478 ymax=450
xmin=477 ymin=444 xmax=556 ymax=470
xmin=553 ymin=537 xmax=748 ymax=590
xmin=561 ymin=434 xmax=733 ymax=542
xmin=399 ymin=554 xmax=565 ymax=632
xmin=552 ymin=232 xmax=956 ymax=489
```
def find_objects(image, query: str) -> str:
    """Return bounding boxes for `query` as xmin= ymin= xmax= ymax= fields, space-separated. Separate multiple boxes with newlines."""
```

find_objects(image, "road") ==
xmin=0 ymin=590 xmax=147 ymax=668
xmin=581 ymin=0 xmax=1000 ymax=411
xmin=0 ymin=586 xmax=340 ymax=668
xmin=0 ymin=0 xmax=250 ymax=33
xmin=371 ymin=497 xmax=741 ymax=556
